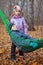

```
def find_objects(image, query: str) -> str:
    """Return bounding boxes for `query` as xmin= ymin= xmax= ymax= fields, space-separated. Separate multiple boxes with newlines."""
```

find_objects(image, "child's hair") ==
xmin=13 ymin=5 xmax=22 ymax=11
xmin=10 ymin=5 xmax=22 ymax=19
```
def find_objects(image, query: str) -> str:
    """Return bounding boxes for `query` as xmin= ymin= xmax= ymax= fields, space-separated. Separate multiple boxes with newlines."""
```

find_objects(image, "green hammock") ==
xmin=0 ymin=10 xmax=43 ymax=52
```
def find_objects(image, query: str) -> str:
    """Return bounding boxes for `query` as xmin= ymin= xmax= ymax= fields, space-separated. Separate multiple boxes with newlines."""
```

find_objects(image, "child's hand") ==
xmin=11 ymin=25 xmax=17 ymax=30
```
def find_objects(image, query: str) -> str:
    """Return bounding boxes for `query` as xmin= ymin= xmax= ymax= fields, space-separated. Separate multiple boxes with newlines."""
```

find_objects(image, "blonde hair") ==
xmin=10 ymin=5 xmax=22 ymax=19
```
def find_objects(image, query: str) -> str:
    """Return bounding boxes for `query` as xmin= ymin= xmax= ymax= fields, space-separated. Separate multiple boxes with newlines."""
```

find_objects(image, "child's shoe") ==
xmin=19 ymin=50 xmax=24 ymax=56
xmin=11 ymin=55 xmax=16 ymax=61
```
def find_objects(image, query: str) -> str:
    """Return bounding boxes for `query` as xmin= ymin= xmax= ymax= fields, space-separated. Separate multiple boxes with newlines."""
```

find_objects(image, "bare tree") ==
xmin=28 ymin=0 xmax=35 ymax=30
xmin=36 ymin=0 xmax=42 ymax=30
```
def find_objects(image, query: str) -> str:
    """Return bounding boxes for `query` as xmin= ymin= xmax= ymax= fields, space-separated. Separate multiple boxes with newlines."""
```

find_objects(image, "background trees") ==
xmin=0 ymin=0 xmax=43 ymax=30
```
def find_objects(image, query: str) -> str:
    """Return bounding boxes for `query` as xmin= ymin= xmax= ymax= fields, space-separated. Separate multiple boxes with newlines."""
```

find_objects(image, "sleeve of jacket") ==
xmin=22 ymin=17 xmax=28 ymax=34
xmin=8 ymin=18 xmax=14 ymax=29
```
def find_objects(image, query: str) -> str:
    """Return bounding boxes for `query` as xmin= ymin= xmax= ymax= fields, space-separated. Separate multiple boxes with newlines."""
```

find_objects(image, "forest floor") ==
xmin=0 ymin=23 xmax=43 ymax=65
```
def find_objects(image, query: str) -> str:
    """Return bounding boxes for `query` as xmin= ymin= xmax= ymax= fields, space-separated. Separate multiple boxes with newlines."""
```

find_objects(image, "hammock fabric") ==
xmin=0 ymin=10 xmax=43 ymax=52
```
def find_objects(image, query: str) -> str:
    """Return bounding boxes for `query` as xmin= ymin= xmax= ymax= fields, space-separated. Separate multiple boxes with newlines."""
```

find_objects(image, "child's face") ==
xmin=14 ymin=7 xmax=21 ymax=16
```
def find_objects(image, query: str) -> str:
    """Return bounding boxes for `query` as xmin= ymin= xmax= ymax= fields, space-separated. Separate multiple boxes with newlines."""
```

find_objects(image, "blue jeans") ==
xmin=11 ymin=42 xmax=24 ymax=59
xmin=12 ymin=30 xmax=34 ymax=39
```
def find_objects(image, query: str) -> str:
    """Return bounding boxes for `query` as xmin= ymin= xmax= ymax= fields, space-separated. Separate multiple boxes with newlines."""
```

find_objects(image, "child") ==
xmin=9 ymin=5 xmax=28 ymax=60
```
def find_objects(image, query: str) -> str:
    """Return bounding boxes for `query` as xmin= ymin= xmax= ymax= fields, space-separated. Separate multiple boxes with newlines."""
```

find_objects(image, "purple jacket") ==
xmin=10 ymin=15 xmax=28 ymax=34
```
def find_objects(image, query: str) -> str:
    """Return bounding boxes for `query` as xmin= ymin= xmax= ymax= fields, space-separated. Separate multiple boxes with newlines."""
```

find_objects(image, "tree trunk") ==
xmin=28 ymin=0 xmax=35 ymax=30
xmin=37 ymin=0 xmax=42 ymax=30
